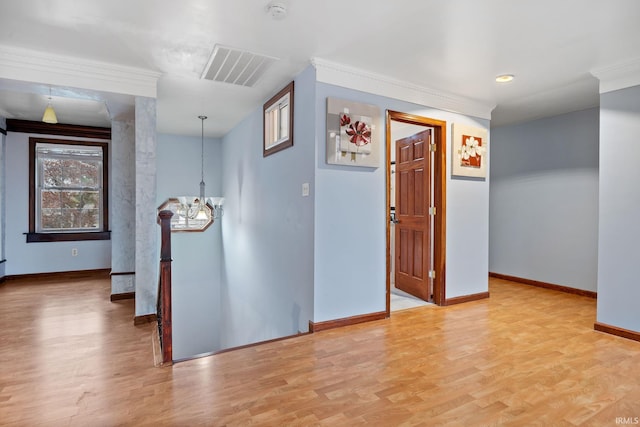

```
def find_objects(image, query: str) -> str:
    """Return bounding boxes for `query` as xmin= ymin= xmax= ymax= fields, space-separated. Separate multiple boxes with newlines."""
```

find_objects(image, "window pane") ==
xmin=40 ymin=190 xmax=100 ymax=230
xmin=271 ymin=108 xmax=279 ymax=141
xmin=264 ymin=92 xmax=290 ymax=148
xmin=41 ymin=209 xmax=67 ymax=230
xmin=279 ymin=103 xmax=289 ymax=139
xmin=41 ymin=158 xmax=100 ymax=188
xmin=265 ymin=108 xmax=282 ymax=148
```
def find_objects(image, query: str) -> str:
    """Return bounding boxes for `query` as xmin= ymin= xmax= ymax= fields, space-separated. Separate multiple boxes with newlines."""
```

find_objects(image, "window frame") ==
xmin=263 ymin=81 xmax=294 ymax=157
xmin=27 ymin=137 xmax=110 ymax=243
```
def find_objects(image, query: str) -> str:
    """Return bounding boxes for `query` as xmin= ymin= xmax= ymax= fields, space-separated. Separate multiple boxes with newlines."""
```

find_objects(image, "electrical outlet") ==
xmin=302 ymin=182 xmax=310 ymax=197
xmin=71 ymin=248 xmax=78 ymax=257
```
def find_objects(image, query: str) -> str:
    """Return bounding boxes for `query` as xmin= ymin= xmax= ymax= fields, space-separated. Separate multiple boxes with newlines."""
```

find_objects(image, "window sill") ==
xmin=25 ymin=231 xmax=111 ymax=243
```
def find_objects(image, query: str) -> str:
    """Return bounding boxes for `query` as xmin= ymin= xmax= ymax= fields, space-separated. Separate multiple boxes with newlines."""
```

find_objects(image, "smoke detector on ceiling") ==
xmin=266 ymin=2 xmax=287 ymax=20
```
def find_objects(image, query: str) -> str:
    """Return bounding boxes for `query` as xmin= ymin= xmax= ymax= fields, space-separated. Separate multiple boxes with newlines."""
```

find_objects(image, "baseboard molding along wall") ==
xmin=133 ymin=314 xmax=157 ymax=326
xmin=444 ymin=292 xmax=490 ymax=306
xmin=594 ymin=322 xmax=640 ymax=343
xmin=4 ymin=268 xmax=110 ymax=282
xmin=489 ymin=272 xmax=597 ymax=299
xmin=110 ymin=292 xmax=135 ymax=302
xmin=309 ymin=311 xmax=387 ymax=333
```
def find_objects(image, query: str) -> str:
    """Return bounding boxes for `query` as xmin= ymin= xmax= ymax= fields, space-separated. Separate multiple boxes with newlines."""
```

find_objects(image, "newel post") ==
xmin=158 ymin=210 xmax=173 ymax=364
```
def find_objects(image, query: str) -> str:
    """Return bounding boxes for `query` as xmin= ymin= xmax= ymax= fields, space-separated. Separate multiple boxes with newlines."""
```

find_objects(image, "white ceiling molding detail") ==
xmin=311 ymin=58 xmax=495 ymax=121
xmin=0 ymin=45 xmax=162 ymax=98
xmin=591 ymin=57 xmax=640 ymax=94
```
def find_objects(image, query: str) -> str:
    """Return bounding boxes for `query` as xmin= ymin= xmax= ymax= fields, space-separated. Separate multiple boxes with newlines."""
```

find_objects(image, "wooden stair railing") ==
xmin=157 ymin=210 xmax=173 ymax=364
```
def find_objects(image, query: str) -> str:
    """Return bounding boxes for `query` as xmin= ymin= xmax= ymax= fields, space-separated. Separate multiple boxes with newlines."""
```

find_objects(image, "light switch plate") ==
xmin=302 ymin=182 xmax=310 ymax=197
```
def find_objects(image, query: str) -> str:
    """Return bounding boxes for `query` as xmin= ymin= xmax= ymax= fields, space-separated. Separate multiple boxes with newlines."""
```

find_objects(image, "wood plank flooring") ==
xmin=1 ymin=276 xmax=639 ymax=426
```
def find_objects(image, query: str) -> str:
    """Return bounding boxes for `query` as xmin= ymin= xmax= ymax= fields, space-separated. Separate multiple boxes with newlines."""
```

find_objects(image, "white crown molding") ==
xmin=311 ymin=58 xmax=495 ymax=120
xmin=0 ymin=45 xmax=162 ymax=98
xmin=591 ymin=57 xmax=640 ymax=94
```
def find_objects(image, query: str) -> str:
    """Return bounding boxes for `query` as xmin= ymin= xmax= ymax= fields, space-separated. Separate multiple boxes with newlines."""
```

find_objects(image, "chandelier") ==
xmin=176 ymin=115 xmax=224 ymax=222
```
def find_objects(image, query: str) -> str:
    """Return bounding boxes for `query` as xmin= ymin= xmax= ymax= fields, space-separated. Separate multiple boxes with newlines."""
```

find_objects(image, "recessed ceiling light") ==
xmin=495 ymin=74 xmax=514 ymax=83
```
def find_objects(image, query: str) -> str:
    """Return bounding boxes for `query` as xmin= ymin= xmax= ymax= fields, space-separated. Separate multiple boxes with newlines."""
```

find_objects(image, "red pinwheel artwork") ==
xmin=339 ymin=113 xmax=372 ymax=155
xmin=345 ymin=121 xmax=372 ymax=147
xmin=326 ymin=97 xmax=380 ymax=168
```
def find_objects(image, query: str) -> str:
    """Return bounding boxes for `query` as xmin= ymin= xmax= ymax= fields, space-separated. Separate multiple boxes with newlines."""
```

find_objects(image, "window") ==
xmin=263 ymin=81 xmax=294 ymax=157
xmin=265 ymin=94 xmax=289 ymax=144
xmin=27 ymin=138 xmax=110 ymax=242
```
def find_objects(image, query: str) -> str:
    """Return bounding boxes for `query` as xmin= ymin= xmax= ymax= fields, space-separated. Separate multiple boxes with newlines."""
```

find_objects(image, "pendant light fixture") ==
xmin=175 ymin=115 xmax=224 ymax=223
xmin=194 ymin=115 xmax=208 ymax=220
xmin=42 ymin=87 xmax=58 ymax=124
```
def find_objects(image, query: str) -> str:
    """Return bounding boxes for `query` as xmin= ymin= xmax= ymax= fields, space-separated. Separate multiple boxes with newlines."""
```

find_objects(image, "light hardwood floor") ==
xmin=1 ymin=275 xmax=639 ymax=426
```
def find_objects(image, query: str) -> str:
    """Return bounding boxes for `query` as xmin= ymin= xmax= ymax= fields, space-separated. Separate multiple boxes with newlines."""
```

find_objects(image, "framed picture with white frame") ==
xmin=451 ymin=123 xmax=488 ymax=179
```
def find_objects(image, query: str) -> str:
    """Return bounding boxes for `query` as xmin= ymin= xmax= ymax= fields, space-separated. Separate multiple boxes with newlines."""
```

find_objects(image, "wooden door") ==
xmin=394 ymin=130 xmax=432 ymax=301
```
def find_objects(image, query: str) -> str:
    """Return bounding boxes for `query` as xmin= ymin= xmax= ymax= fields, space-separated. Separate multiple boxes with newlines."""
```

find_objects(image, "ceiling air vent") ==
xmin=201 ymin=45 xmax=278 ymax=87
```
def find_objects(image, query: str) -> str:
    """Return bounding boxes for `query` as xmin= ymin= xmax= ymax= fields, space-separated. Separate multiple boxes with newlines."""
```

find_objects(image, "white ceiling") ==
xmin=1 ymin=0 xmax=639 ymax=137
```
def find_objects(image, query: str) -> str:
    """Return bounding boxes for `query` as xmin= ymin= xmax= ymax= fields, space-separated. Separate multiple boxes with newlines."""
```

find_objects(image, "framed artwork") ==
xmin=263 ymin=81 xmax=294 ymax=157
xmin=326 ymin=97 xmax=380 ymax=168
xmin=452 ymin=123 xmax=488 ymax=178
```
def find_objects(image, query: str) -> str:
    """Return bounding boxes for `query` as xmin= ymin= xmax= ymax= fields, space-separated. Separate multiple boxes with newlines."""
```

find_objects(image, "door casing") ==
xmin=386 ymin=110 xmax=447 ymax=315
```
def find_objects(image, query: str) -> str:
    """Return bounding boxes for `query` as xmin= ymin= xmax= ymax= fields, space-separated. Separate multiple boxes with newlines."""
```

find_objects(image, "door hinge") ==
xmin=429 ymin=206 xmax=436 ymax=216
xmin=428 ymin=270 xmax=436 ymax=279
xmin=429 ymin=143 xmax=437 ymax=152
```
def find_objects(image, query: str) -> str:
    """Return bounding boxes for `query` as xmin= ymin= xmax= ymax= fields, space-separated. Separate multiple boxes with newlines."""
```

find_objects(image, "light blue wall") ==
xmin=110 ymin=120 xmax=136 ymax=295
xmin=134 ymin=97 xmax=159 ymax=316
xmin=489 ymin=108 xmax=599 ymax=291
xmin=0 ymin=117 xmax=5 ymax=278
xmin=4 ymin=131 xmax=111 ymax=275
xmin=161 ymin=64 xmax=491 ymax=356
xmin=219 ymin=66 xmax=315 ymax=349
xmin=314 ymin=82 xmax=491 ymax=321
xmin=157 ymin=132 xmax=223 ymax=360
xmin=597 ymin=85 xmax=640 ymax=332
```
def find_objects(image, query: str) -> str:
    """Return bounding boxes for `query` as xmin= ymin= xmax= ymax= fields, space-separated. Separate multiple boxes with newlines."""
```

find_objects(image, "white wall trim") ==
xmin=591 ymin=57 xmax=640 ymax=94
xmin=311 ymin=58 xmax=495 ymax=120
xmin=0 ymin=45 xmax=162 ymax=98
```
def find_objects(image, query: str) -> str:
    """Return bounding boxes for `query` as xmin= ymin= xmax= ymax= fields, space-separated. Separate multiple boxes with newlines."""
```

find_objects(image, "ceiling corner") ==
xmin=591 ymin=57 xmax=640 ymax=94
xmin=312 ymin=58 xmax=494 ymax=120
xmin=0 ymin=44 xmax=162 ymax=98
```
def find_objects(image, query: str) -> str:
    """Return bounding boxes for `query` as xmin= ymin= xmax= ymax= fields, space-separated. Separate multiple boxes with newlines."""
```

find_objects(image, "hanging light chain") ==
xmin=198 ymin=115 xmax=207 ymax=203
xmin=199 ymin=115 xmax=207 ymax=184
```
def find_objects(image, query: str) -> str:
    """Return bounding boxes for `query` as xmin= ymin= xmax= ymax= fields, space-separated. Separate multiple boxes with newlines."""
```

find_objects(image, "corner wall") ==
xmin=0 ymin=117 xmax=5 ymax=278
xmin=134 ymin=97 xmax=158 ymax=316
xmin=313 ymin=82 xmax=490 ymax=322
xmin=156 ymin=132 xmax=223 ymax=360
xmin=110 ymin=120 xmax=136 ymax=294
xmin=4 ymin=131 xmax=111 ymax=275
xmin=219 ymin=66 xmax=316 ymax=349
xmin=162 ymin=64 xmax=490 ymax=352
xmin=489 ymin=108 xmax=599 ymax=292
xmin=597 ymin=85 xmax=640 ymax=333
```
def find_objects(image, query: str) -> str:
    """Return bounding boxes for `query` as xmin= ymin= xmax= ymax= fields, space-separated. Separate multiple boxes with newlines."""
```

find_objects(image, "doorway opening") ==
xmin=386 ymin=111 xmax=446 ymax=315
